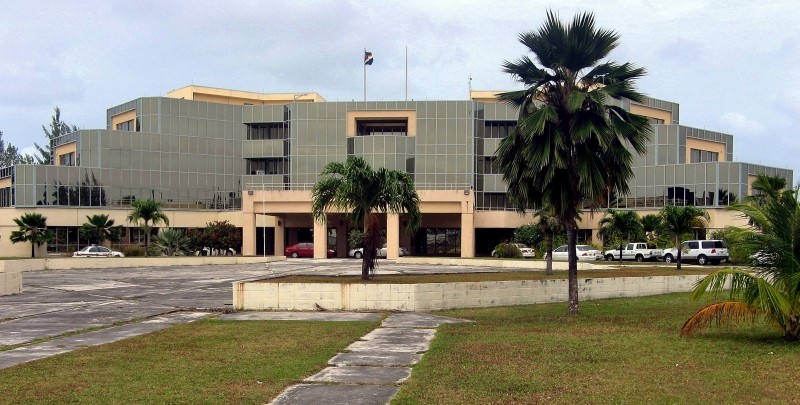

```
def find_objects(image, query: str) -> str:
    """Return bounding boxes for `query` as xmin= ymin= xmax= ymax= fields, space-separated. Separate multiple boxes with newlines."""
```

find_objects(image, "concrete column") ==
xmin=242 ymin=213 xmax=256 ymax=256
xmin=274 ymin=215 xmax=285 ymax=257
xmin=313 ymin=218 xmax=327 ymax=259
xmin=461 ymin=198 xmax=475 ymax=258
xmin=386 ymin=213 xmax=400 ymax=259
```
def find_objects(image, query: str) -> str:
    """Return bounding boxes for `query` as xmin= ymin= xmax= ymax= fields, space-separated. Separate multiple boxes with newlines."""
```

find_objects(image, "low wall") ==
xmin=0 ymin=256 xmax=285 ymax=273
xmin=0 ymin=269 xmax=22 ymax=296
xmin=233 ymin=274 xmax=706 ymax=312
xmin=398 ymin=256 xmax=600 ymax=270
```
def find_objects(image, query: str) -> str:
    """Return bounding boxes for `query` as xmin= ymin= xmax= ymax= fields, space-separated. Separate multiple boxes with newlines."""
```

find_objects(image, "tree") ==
xmin=34 ymin=107 xmax=79 ymax=165
xmin=747 ymin=173 xmax=787 ymax=205
xmin=126 ymin=199 xmax=169 ymax=257
xmin=659 ymin=205 xmax=708 ymax=270
xmin=154 ymin=228 xmax=191 ymax=256
xmin=640 ymin=214 xmax=662 ymax=244
xmin=10 ymin=213 xmax=54 ymax=257
xmin=312 ymin=156 xmax=421 ymax=280
xmin=598 ymin=210 xmax=643 ymax=262
xmin=681 ymin=185 xmax=800 ymax=340
xmin=0 ymin=130 xmax=34 ymax=166
xmin=79 ymin=214 xmax=123 ymax=245
xmin=512 ymin=223 xmax=543 ymax=248
xmin=203 ymin=220 xmax=242 ymax=253
xmin=536 ymin=207 xmax=563 ymax=275
xmin=495 ymin=11 xmax=651 ymax=314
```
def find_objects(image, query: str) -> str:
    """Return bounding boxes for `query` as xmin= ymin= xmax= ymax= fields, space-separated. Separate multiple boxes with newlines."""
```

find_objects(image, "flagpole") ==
xmin=405 ymin=46 xmax=408 ymax=101
xmin=363 ymin=48 xmax=367 ymax=102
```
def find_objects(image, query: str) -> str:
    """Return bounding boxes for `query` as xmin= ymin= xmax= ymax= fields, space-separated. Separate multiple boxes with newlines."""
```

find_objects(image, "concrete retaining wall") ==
xmin=0 ymin=269 xmax=22 ymax=296
xmin=233 ymin=274 xmax=706 ymax=312
xmin=397 ymin=256 xmax=599 ymax=270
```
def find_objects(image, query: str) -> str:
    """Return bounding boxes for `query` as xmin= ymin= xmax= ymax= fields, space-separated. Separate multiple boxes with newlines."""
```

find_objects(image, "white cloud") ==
xmin=719 ymin=112 xmax=765 ymax=136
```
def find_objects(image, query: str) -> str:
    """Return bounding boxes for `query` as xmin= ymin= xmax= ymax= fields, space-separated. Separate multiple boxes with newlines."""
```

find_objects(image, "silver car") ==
xmin=349 ymin=244 xmax=409 ymax=258
xmin=547 ymin=244 xmax=602 ymax=261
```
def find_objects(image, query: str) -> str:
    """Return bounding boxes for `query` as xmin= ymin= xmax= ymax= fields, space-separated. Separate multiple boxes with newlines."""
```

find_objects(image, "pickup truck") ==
xmin=604 ymin=242 xmax=664 ymax=262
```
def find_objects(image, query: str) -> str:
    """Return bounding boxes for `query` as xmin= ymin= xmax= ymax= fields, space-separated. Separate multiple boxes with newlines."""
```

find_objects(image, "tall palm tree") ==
xmin=598 ymin=210 xmax=643 ymax=262
xmin=681 ymin=185 xmax=800 ymax=340
xmin=659 ymin=205 xmax=708 ymax=270
xmin=748 ymin=173 xmax=787 ymax=204
xmin=312 ymin=156 xmax=421 ymax=280
xmin=10 ymin=213 xmax=54 ymax=257
xmin=127 ymin=199 xmax=169 ymax=257
xmin=79 ymin=214 xmax=123 ymax=245
xmin=495 ymin=11 xmax=651 ymax=314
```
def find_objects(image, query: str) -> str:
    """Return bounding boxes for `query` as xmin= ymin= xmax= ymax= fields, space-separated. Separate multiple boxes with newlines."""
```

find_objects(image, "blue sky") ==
xmin=1 ymin=0 xmax=797 ymax=181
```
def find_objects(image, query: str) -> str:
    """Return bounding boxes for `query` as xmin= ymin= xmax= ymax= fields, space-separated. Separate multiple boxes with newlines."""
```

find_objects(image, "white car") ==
xmin=491 ymin=243 xmax=536 ymax=258
xmin=547 ymin=244 xmax=602 ymax=261
xmin=662 ymin=239 xmax=728 ymax=265
xmin=349 ymin=244 xmax=409 ymax=259
xmin=73 ymin=245 xmax=125 ymax=258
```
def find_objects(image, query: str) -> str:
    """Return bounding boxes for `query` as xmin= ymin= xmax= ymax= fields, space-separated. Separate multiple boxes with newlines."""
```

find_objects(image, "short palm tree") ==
xmin=10 ymin=212 xmax=54 ymax=257
xmin=312 ymin=156 xmax=421 ymax=280
xmin=79 ymin=214 xmax=123 ymax=245
xmin=127 ymin=199 xmax=169 ymax=257
xmin=682 ymin=185 xmax=800 ymax=340
xmin=659 ymin=205 xmax=708 ymax=270
xmin=536 ymin=206 xmax=562 ymax=275
xmin=640 ymin=214 xmax=662 ymax=243
xmin=495 ymin=10 xmax=651 ymax=314
xmin=598 ymin=210 xmax=643 ymax=262
xmin=154 ymin=228 xmax=190 ymax=256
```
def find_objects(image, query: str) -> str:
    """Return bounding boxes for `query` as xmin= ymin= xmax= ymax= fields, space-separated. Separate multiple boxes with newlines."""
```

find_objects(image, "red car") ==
xmin=284 ymin=242 xmax=335 ymax=258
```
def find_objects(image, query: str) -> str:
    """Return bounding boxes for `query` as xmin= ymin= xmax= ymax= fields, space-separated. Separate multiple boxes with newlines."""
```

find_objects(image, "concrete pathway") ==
xmin=244 ymin=312 xmax=472 ymax=405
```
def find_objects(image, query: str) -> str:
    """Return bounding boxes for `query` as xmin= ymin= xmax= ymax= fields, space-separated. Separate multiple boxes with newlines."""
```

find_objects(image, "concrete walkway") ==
xmin=230 ymin=312 xmax=472 ymax=405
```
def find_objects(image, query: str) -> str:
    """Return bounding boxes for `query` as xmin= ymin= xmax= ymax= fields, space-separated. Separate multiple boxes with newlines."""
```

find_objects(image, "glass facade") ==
xmin=3 ymin=91 xmax=792 ymax=218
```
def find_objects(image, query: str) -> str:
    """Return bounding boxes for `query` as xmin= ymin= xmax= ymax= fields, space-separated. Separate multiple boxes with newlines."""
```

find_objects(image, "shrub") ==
xmin=122 ymin=245 xmax=145 ymax=257
xmin=493 ymin=242 xmax=523 ymax=258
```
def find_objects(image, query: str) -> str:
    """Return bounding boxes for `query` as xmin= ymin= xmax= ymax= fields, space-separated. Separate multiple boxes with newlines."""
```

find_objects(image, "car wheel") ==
xmin=664 ymin=254 xmax=674 ymax=263
xmin=291 ymin=252 xmax=299 ymax=258
xmin=697 ymin=255 xmax=708 ymax=265
xmin=354 ymin=251 xmax=363 ymax=259
xmin=605 ymin=254 xmax=614 ymax=261
xmin=635 ymin=254 xmax=644 ymax=262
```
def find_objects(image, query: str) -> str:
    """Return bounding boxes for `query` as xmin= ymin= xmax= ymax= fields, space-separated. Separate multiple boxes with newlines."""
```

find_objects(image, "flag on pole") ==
xmin=364 ymin=51 xmax=374 ymax=65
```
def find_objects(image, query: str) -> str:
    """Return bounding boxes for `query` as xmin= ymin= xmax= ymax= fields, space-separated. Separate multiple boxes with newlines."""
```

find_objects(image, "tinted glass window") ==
xmin=702 ymin=241 xmax=727 ymax=248
xmin=687 ymin=241 xmax=699 ymax=249
xmin=577 ymin=246 xmax=590 ymax=251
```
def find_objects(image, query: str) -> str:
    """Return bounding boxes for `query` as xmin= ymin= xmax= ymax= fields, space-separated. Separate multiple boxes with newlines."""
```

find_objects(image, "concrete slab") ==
xmin=381 ymin=312 xmax=472 ymax=328
xmin=219 ymin=311 xmax=383 ymax=322
xmin=329 ymin=351 xmax=423 ymax=367
xmin=305 ymin=365 xmax=411 ymax=385
xmin=270 ymin=384 xmax=399 ymax=405
xmin=346 ymin=327 xmax=436 ymax=353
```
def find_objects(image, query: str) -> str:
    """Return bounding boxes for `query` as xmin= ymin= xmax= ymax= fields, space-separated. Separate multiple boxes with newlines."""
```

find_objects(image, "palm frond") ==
xmin=680 ymin=301 xmax=762 ymax=336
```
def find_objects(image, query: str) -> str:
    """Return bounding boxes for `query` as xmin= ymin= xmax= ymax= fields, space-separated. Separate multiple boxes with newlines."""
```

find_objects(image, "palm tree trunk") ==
xmin=566 ymin=212 xmax=579 ymax=316
xmin=361 ymin=213 xmax=382 ymax=280
xmin=31 ymin=243 xmax=35 ymax=258
xmin=545 ymin=232 xmax=553 ymax=275
xmin=675 ymin=236 xmax=681 ymax=270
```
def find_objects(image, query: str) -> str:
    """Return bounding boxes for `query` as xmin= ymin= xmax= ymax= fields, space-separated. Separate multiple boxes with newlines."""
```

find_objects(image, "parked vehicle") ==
xmin=491 ymin=243 xmax=536 ymax=258
xmin=284 ymin=242 xmax=336 ymax=258
xmin=662 ymin=240 xmax=729 ymax=265
xmin=547 ymin=245 xmax=602 ymax=261
xmin=73 ymin=245 xmax=125 ymax=258
xmin=348 ymin=244 xmax=409 ymax=258
xmin=604 ymin=242 xmax=663 ymax=262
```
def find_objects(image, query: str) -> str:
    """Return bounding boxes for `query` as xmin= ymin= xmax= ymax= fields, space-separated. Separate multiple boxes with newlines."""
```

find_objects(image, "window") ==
xmin=247 ymin=158 xmax=287 ymax=175
xmin=690 ymin=148 xmax=718 ymax=163
xmin=247 ymin=123 xmax=288 ymax=140
xmin=484 ymin=121 xmax=516 ymax=138
xmin=356 ymin=119 xmax=408 ymax=136
xmin=59 ymin=152 xmax=75 ymax=166
xmin=648 ymin=117 xmax=665 ymax=125
xmin=116 ymin=119 xmax=134 ymax=131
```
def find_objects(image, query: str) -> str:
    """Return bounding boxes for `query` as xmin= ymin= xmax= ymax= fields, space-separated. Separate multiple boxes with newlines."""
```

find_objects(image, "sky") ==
xmin=1 ymin=0 xmax=798 ymax=182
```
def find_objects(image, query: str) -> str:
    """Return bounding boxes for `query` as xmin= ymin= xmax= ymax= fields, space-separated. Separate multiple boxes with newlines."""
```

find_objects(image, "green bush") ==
xmin=122 ymin=245 xmax=145 ymax=257
xmin=493 ymin=243 xmax=523 ymax=258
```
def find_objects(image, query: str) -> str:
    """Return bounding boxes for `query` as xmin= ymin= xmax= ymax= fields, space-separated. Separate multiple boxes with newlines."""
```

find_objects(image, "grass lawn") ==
xmin=393 ymin=292 xmax=800 ymax=404
xmin=0 ymin=318 xmax=379 ymax=405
